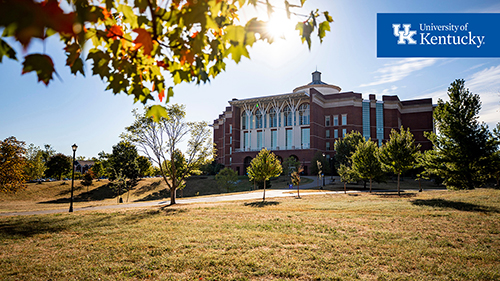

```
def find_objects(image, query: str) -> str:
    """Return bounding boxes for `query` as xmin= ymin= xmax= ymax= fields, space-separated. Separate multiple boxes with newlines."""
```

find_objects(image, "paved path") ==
xmin=0 ymin=177 xmax=432 ymax=217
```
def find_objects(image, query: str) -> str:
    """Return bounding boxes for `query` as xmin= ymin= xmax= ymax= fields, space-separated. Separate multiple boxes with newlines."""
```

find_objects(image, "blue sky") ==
xmin=1 ymin=0 xmax=499 ymax=158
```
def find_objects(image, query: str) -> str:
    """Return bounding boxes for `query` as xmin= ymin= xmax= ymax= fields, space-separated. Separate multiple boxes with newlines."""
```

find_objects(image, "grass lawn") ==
xmin=0 ymin=176 xmax=314 ymax=214
xmin=1 ymin=189 xmax=499 ymax=280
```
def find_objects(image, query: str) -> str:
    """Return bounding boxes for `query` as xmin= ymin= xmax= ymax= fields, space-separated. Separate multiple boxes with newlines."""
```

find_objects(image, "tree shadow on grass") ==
xmin=244 ymin=201 xmax=280 ymax=208
xmin=411 ymin=199 xmax=500 ymax=213
xmin=375 ymin=193 xmax=417 ymax=198
xmin=134 ymin=188 xmax=169 ymax=202
xmin=133 ymin=180 xmax=162 ymax=196
xmin=38 ymin=183 xmax=117 ymax=204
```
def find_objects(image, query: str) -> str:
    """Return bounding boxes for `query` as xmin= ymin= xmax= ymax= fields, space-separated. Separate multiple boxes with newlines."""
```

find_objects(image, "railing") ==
xmin=234 ymin=145 xmax=311 ymax=152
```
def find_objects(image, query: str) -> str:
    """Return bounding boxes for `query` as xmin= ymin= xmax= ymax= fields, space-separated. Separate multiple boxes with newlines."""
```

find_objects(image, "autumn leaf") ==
xmin=132 ymin=28 xmax=153 ymax=56
xmin=180 ymin=49 xmax=194 ymax=65
xmin=22 ymin=54 xmax=56 ymax=86
xmin=107 ymin=25 xmax=123 ymax=39
xmin=146 ymin=105 xmax=168 ymax=122
xmin=158 ymin=89 xmax=165 ymax=102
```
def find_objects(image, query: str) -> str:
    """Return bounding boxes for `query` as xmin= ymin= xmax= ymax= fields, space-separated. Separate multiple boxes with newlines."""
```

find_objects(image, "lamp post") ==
xmin=69 ymin=144 xmax=77 ymax=212
xmin=322 ymin=153 xmax=326 ymax=187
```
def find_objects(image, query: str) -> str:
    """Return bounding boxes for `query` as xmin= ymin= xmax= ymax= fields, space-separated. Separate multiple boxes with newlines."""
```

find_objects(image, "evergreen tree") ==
xmin=424 ymin=79 xmax=496 ymax=190
xmin=215 ymin=167 xmax=238 ymax=193
xmin=351 ymin=140 xmax=384 ymax=193
xmin=247 ymin=149 xmax=282 ymax=201
xmin=379 ymin=126 xmax=420 ymax=196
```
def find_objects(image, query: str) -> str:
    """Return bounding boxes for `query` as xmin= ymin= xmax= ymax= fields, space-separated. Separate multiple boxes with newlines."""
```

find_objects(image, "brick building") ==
xmin=213 ymin=71 xmax=434 ymax=175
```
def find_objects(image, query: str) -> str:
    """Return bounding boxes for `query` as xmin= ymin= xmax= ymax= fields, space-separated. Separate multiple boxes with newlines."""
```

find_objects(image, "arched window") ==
xmin=241 ymin=111 xmax=249 ymax=130
xmin=299 ymin=103 xmax=310 ymax=125
xmin=283 ymin=106 xmax=293 ymax=126
xmin=255 ymin=111 xmax=263 ymax=129
xmin=269 ymin=108 xmax=277 ymax=127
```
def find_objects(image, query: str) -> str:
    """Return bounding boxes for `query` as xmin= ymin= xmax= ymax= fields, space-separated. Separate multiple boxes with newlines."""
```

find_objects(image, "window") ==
xmin=299 ymin=103 xmax=310 ymax=125
xmin=325 ymin=116 xmax=331 ymax=126
xmin=342 ymin=128 xmax=347 ymax=137
xmin=229 ymin=136 xmax=232 ymax=144
xmin=269 ymin=108 xmax=277 ymax=127
xmin=334 ymin=129 xmax=338 ymax=139
xmin=342 ymin=114 xmax=347 ymax=125
xmin=326 ymin=130 xmax=330 ymax=138
xmin=229 ymin=157 xmax=232 ymax=165
xmin=229 ymin=124 xmax=232 ymax=134
xmin=229 ymin=147 xmax=232 ymax=155
xmin=333 ymin=115 xmax=338 ymax=126
xmin=301 ymin=128 xmax=310 ymax=149
xmin=244 ymin=132 xmax=250 ymax=150
xmin=284 ymin=106 xmax=293 ymax=126
xmin=271 ymin=130 xmax=277 ymax=150
xmin=286 ymin=129 xmax=293 ymax=150
xmin=257 ymin=131 xmax=263 ymax=149
xmin=376 ymin=102 xmax=384 ymax=146
xmin=326 ymin=142 xmax=330 ymax=151
xmin=256 ymin=111 xmax=263 ymax=129
xmin=242 ymin=112 xmax=248 ymax=130
xmin=362 ymin=101 xmax=370 ymax=140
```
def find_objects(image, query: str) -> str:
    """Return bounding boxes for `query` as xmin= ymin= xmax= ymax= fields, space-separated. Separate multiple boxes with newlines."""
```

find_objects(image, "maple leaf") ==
xmin=107 ymin=25 xmax=123 ymax=39
xmin=132 ymin=28 xmax=153 ymax=56
xmin=180 ymin=49 xmax=194 ymax=66
xmin=22 ymin=54 xmax=56 ymax=86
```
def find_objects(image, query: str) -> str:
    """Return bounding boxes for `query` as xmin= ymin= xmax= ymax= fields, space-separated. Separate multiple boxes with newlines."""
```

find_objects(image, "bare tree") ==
xmin=122 ymin=104 xmax=213 ymax=205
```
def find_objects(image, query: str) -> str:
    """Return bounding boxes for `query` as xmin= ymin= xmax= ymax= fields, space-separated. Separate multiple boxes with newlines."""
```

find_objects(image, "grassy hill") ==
xmin=1 ymin=188 xmax=499 ymax=280
xmin=0 ymin=176 xmax=313 ymax=213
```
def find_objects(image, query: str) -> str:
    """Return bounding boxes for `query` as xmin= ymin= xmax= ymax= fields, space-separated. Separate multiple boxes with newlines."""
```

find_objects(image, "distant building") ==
xmin=74 ymin=160 xmax=94 ymax=174
xmin=213 ymin=71 xmax=434 ymax=175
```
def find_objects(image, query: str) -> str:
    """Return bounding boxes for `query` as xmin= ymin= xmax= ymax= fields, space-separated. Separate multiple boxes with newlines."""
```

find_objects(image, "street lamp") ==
xmin=322 ymin=153 xmax=326 ymax=187
xmin=69 ymin=143 xmax=77 ymax=212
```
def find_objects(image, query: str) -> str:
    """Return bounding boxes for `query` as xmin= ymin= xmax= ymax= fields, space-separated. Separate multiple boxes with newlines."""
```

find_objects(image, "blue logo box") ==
xmin=377 ymin=13 xmax=500 ymax=57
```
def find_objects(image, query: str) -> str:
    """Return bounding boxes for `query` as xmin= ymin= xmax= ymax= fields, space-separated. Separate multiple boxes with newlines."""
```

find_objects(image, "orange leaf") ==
xmin=180 ymin=49 xmax=194 ymax=66
xmin=191 ymin=31 xmax=199 ymax=38
xmin=107 ymin=25 xmax=123 ymax=39
xmin=157 ymin=60 xmax=169 ymax=69
xmin=101 ymin=7 xmax=111 ymax=19
xmin=133 ymin=28 xmax=153 ymax=56
xmin=159 ymin=89 xmax=165 ymax=102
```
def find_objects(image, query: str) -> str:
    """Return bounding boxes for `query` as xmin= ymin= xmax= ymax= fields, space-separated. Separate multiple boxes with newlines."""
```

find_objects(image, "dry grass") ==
xmin=1 ymin=189 xmax=499 ymax=280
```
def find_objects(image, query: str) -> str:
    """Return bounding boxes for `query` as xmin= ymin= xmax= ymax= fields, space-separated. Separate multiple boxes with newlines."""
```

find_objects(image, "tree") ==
xmin=337 ymin=164 xmax=357 ymax=194
xmin=108 ymin=141 xmax=139 ymax=181
xmin=247 ymin=148 xmax=282 ymax=201
xmin=291 ymin=165 xmax=304 ymax=198
xmin=334 ymin=131 xmax=365 ymax=170
xmin=122 ymin=105 xmax=213 ymax=205
xmin=423 ymin=79 xmax=496 ymax=190
xmin=81 ymin=170 xmax=94 ymax=193
xmin=351 ymin=140 xmax=384 ymax=193
xmin=136 ymin=155 xmax=152 ymax=177
xmin=215 ymin=167 xmax=238 ymax=193
xmin=0 ymin=0 xmax=332 ymax=119
xmin=46 ymin=153 xmax=72 ymax=180
xmin=379 ymin=126 xmax=420 ymax=196
xmin=489 ymin=123 xmax=500 ymax=187
xmin=41 ymin=144 xmax=55 ymax=165
xmin=24 ymin=144 xmax=46 ymax=181
xmin=0 ymin=137 xmax=27 ymax=192
xmin=282 ymin=156 xmax=300 ymax=176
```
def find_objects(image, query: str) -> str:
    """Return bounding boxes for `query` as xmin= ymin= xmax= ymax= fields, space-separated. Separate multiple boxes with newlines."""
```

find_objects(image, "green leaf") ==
xmin=70 ymin=57 xmax=85 ymax=76
xmin=22 ymin=54 xmax=56 ymax=86
xmin=227 ymin=44 xmax=249 ymax=64
xmin=146 ymin=105 xmax=168 ymax=122
xmin=300 ymin=0 xmax=306 ymax=7
xmin=117 ymin=4 xmax=138 ymax=29
xmin=134 ymin=0 xmax=149 ymax=13
xmin=166 ymin=86 xmax=174 ymax=103
xmin=324 ymin=11 xmax=334 ymax=23
xmin=0 ymin=39 xmax=17 ymax=62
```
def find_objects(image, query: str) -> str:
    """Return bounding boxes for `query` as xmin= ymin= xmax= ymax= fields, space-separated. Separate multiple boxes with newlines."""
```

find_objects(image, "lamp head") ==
xmin=72 ymin=144 xmax=78 ymax=152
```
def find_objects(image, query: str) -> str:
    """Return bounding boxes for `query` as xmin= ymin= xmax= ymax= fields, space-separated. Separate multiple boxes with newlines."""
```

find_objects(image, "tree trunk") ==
xmin=263 ymin=180 xmax=266 ymax=201
xmin=419 ymin=178 xmax=422 ymax=192
xmin=297 ymin=183 xmax=300 ymax=198
xmin=397 ymin=173 xmax=401 ymax=196
xmin=344 ymin=182 xmax=346 ymax=194
xmin=171 ymin=187 xmax=176 ymax=205
xmin=369 ymin=178 xmax=372 ymax=193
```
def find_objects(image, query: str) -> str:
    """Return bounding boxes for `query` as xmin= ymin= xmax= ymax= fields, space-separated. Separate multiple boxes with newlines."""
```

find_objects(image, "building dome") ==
xmin=292 ymin=70 xmax=341 ymax=95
